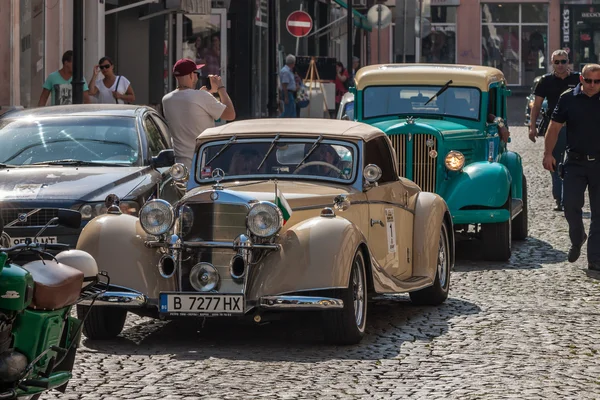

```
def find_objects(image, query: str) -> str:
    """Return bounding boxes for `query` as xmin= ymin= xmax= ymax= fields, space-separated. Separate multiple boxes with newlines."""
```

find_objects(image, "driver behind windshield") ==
xmin=228 ymin=147 xmax=263 ymax=175
xmin=300 ymin=144 xmax=344 ymax=178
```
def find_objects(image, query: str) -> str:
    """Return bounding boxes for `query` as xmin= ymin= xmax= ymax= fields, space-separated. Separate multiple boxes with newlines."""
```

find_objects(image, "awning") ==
xmin=332 ymin=0 xmax=372 ymax=31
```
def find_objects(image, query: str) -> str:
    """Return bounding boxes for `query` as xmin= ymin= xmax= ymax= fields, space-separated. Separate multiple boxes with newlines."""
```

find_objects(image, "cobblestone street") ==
xmin=43 ymin=126 xmax=600 ymax=400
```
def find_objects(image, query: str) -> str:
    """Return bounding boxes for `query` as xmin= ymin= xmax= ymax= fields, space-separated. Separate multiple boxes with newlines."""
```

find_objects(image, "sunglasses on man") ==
xmin=553 ymin=60 xmax=568 ymax=65
xmin=583 ymin=78 xmax=600 ymax=84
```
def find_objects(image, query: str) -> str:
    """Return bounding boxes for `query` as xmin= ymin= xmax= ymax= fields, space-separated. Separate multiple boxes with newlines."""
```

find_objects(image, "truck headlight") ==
xmin=246 ymin=202 xmax=283 ymax=238
xmin=139 ymin=199 xmax=175 ymax=236
xmin=445 ymin=150 xmax=465 ymax=171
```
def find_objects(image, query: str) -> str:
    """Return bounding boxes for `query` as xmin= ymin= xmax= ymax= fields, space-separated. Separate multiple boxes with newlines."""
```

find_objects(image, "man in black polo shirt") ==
xmin=543 ymin=63 xmax=600 ymax=271
xmin=530 ymin=50 xmax=580 ymax=212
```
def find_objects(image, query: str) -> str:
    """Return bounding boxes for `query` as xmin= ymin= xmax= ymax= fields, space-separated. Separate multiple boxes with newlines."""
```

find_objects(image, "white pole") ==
xmin=403 ymin=0 xmax=407 ymax=63
xmin=377 ymin=5 xmax=381 ymax=64
xmin=295 ymin=3 xmax=303 ymax=55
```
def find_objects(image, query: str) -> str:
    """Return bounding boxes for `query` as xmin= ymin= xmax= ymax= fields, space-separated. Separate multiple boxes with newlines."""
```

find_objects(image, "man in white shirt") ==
xmin=279 ymin=54 xmax=297 ymax=118
xmin=162 ymin=58 xmax=236 ymax=170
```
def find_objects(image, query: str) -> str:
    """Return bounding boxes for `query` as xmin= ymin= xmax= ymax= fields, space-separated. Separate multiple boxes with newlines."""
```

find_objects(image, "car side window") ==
xmin=151 ymin=115 xmax=173 ymax=148
xmin=364 ymin=137 xmax=398 ymax=184
xmin=488 ymin=87 xmax=498 ymax=116
xmin=143 ymin=115 xmax=168 ymax=157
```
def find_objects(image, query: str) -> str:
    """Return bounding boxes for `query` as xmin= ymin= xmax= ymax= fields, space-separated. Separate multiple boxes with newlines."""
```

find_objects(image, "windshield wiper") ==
xmin=30 ymin=159 xmax=128 ymax=167
xmin=0 ymin=163 xmax=14 ymax=169
xmin=296 ymin=135 xmax=324 ymax=168
xmin=258 ymin=134 xmax=280 ymax=171
xmin=205 ymin=135 xmax=237 ymax=166
xmin=424 ymin=80 xmax=453 ymax=106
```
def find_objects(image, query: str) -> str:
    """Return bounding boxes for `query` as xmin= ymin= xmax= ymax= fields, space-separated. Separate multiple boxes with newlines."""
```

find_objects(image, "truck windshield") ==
xmin=363 ymin=85 xmax=481 ymax=120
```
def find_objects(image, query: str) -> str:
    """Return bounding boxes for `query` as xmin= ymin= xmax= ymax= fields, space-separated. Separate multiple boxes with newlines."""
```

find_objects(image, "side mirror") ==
xmin=57 ymin=209 xmax=82 ymax=229
xmin=151 ymin=149 xmax=175 ymax=168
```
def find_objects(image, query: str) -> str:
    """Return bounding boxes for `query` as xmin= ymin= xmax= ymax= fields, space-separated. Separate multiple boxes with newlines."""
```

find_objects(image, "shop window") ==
xmin=481 ymin=4 xmax=548 ymax=86
xmin=420 ymin=6 xmax=457 ymax=64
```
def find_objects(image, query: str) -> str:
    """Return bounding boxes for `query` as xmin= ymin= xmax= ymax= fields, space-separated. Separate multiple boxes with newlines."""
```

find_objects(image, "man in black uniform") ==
xmin=543 ymin=63 xmax=600 ymax=271
xmin=530 ymin=50 xmax=580 ymax=211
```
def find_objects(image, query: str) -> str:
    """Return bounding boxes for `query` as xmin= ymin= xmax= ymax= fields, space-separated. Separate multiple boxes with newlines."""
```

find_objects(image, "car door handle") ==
xmin=370 ymin=219 xmax=384 ymax=227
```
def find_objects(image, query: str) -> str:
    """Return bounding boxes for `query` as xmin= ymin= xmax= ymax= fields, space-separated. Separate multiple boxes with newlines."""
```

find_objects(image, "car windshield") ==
xmin=0 ymin=116 xmax=140 ymax=166
xmin=197 ymin=138 xmax=356 ymax=182
xmin=363 ymin=85 xmax=481 ymax=120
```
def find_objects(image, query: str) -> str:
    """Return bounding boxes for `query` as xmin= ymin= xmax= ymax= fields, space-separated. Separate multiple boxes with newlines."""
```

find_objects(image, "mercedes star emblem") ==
xmin=212 ymin=168 xmax=225 ymax=182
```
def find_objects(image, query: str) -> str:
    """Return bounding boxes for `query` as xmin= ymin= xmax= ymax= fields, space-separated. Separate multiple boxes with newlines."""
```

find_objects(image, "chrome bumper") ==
xmin=259 ymin=296 xmax=344 ymax=310
xmin=79 ymin=285 xmax=147 ymax=308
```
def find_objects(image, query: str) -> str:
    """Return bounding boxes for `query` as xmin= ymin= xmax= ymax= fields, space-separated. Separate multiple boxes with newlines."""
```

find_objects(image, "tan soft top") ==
xmin=355 ymin=64 xmax=505 ymax=91
xmin=197 ymin=118 xmax=385 ymax=142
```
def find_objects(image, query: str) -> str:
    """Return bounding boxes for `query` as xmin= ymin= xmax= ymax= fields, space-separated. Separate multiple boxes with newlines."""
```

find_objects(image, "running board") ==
xmin=511 ymin=199 xmax=523 ymax=218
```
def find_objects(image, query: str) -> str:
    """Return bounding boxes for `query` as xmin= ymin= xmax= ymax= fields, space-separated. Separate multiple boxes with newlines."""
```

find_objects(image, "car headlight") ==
xmin=445 ymin=150 xmax=465 ymax=171
xmin=139 ymin=199 xmax=175 ymax=236
xmin=246 ymin=202 xmax=283 ymax=238
xmin=78 ymin=201 xmax=140 ymax=220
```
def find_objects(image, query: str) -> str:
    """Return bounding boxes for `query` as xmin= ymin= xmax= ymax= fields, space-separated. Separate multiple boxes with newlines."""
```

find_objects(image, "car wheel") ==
xmin=77 ymin=305 xmax=127 ymax=340
xmin=322 ymin=248 xmax=367 ymax=345
xmin=512 ymin=174 xmax=528 ymax=240
xmin=409 ymin=222 xmax=450 ymax=306
xmin=481 ymin=197 xmax=512 ymax=261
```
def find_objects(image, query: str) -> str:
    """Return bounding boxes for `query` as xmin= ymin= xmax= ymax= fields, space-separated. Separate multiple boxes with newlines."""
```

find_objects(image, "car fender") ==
xmin=412 ymin=192 xmax=453 ymax=280
xmin=442 ymin=162 xmax=512 ymax=210
xmin=247 ymin=215 xmax=367 ymax=300
xmin=76 ymin=214 xmax=176 ymax=300
xmin=497 ymin=150 xmax=523 ymax=199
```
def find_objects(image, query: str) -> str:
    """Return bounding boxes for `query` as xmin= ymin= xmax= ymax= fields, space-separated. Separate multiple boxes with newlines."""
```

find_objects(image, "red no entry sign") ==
xmin=286 ymin=11 xmax=313 ymax=38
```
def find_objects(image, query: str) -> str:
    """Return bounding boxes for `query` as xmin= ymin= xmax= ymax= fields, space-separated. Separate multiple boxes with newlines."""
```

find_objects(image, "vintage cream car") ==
xmin=76 ymin=119 xmax=454 ymax=345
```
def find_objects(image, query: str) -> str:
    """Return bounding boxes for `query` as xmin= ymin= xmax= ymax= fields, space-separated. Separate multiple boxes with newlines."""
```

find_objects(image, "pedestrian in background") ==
xmin=350 ymin=56 xmax=360 ymax=83
xmin=279 ymin=54 xmax=297 ymax=118
xmin=335 ymin=61 xmax=349 ymax=116
xmin=38 ymin=50 xmax=90 ymax=106
xmin=529 ymin=49 xmax=580 ymax=211
xmin=88 ymin=56 xmax=136 ymax=104
xmin=542 ymin=63 xmax=600 ymax=271
xmin=162 ymin=58 xmax=235 ymax=171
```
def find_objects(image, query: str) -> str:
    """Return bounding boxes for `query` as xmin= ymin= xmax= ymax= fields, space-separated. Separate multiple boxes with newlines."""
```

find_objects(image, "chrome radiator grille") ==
xmin=185 ymin=203 xmax=248 ymax=241
xmin=388 ymin=134 xmax=438 ymax=193
xmin=388 ymin=134 xmax=407 ymax=178
xmin=413 ymin=134 xmax=437 ymax=193
xmin=1 ymin=208 xmax=59 ymax=227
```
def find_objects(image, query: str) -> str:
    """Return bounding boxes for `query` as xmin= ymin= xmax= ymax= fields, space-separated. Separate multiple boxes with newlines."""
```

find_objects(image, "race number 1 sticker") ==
xmin=385 ymin=208 xmax=396 ymax=253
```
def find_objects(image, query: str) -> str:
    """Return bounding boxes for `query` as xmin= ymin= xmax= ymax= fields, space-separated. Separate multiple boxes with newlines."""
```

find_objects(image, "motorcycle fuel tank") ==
xmin=0 ymin=254 xmax=34 ymax=311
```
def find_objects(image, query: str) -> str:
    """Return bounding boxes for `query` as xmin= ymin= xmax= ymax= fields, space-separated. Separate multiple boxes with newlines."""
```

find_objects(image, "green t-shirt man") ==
xmin=38 ymin=50 xmax=90 ymax=106
xmin=41 ymin=71 xmax=89 ymax=106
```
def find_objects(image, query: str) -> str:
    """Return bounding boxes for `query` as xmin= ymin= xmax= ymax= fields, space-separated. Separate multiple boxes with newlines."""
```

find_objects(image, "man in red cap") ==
xmin=162 ymin=58 xmax=235 ymax=170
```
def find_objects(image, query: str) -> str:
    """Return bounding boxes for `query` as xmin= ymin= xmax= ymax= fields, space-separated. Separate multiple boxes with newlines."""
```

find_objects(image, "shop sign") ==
xmin=430 ymin=0 xmax=461 ymax=5
xmin=579 ymin=7 xmax=600 ymax=18
xmin=432 ymin=25 xmax=456 ymax=32
xmin=168 ymin=0 xmax=211 ymax=14
xmin=561 ymin=5 xmax=572 ymax=54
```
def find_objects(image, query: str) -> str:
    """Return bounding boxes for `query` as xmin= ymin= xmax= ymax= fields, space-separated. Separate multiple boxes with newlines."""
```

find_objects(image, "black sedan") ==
xmin=0 ymin=104 xmax=180 ymax=249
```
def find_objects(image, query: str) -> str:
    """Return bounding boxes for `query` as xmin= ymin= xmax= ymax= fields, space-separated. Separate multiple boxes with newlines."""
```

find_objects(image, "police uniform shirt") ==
xmin=551 ymin=83 xmax=600 ymax=155
xmin=534 ymin=71 xmax=580 ymax=114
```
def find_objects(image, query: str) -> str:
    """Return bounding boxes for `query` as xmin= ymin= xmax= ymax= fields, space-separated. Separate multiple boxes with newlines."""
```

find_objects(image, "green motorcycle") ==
xmin=0 ymin=209 xmax=106 ymax=399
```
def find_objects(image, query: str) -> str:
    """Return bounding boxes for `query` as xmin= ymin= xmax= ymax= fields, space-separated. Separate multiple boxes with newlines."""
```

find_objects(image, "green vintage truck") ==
xmin=346 ymin=64 xmax=527 ymax=261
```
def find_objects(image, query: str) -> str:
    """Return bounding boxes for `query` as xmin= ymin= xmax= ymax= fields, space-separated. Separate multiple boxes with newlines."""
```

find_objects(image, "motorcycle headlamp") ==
xmin=139 ymin=199 xmax=175 ymax=236
xmin=445 ymin=150 xmax=465 ymax=171
xmin=246 ymin=202 xmax=283 ymax=238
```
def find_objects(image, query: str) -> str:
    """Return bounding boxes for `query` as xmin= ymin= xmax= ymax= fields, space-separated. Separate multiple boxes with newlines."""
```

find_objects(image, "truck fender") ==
xmin=76 ymin=214 xmax=176 ymax=300
xmin=412 ymin=192 xmax=453 ymax=280
xmin=247 ymin=215 xmax=368 ymax=300
xmin=498 ymin=150 xmax=524 ymax=199
xmin=442 ymin=162 xmax=512 ymax=211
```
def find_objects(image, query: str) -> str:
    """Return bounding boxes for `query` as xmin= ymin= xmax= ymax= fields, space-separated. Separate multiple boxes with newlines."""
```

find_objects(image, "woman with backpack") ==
xmin=89 ymin=56 xmax=136 ymax=104
xmin=335 ymin=61 xmax=349 ymax=116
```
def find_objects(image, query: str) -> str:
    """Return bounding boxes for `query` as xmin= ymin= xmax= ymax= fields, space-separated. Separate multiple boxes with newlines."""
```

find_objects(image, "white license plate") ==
xmin=11 ymin=236 xmax=58 ymax=245
xmin=159 ymin=293 xmax=244 ymax=316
